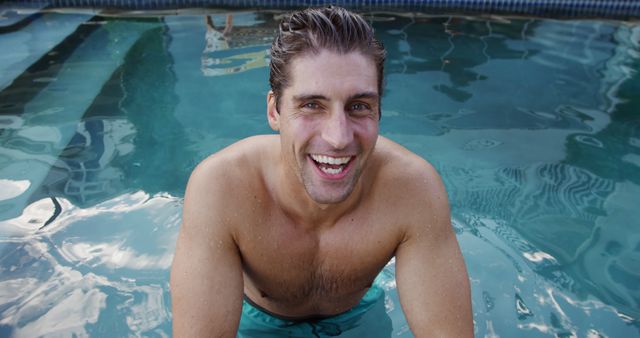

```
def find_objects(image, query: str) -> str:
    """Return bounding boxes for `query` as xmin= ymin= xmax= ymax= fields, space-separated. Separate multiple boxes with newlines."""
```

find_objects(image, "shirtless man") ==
xmin=171 ymin=7 xmax=473 ymax=337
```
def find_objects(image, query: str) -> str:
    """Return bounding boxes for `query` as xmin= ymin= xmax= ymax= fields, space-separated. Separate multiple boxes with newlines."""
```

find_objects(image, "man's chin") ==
xmin=301 ymin=165 xmax=360 ymax=204
xmin=305 ymin=184 xmax=355 ymax=205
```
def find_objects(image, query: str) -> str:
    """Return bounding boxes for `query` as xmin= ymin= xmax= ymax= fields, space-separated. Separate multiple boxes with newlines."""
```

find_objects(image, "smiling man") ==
xmin=171 ymin=6 xmax=473 ymax=337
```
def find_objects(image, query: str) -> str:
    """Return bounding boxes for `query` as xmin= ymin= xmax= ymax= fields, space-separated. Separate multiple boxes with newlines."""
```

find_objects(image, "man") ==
xmin=171 ymin=6 xmax=473 ymax=337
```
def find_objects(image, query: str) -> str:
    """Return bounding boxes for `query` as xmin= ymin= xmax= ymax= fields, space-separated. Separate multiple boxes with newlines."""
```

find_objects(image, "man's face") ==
xmin=268 ymin=50 xmax=380 ymax=204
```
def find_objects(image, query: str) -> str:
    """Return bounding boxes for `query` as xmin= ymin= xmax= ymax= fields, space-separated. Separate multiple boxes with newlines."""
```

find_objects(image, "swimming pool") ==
xmin=0 ymin=6 xmax=639 ymax=338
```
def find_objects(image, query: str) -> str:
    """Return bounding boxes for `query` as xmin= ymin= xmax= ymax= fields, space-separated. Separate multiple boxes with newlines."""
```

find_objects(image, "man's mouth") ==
xmin=309 ymin=154 xmax=353 ymax=176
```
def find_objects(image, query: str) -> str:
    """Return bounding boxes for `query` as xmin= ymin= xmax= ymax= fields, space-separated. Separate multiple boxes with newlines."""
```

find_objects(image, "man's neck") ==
xmin=272 ymin=162 xmax=367 ymax=230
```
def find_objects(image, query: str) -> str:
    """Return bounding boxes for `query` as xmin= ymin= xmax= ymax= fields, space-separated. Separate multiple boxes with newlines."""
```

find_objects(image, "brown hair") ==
xmin=269 ymin=6 xmax=386 ymax=115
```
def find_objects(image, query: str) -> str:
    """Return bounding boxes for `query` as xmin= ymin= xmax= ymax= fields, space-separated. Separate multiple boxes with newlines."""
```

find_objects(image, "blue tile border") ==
xmin=3 ymin=0 xmax=640 ymax=19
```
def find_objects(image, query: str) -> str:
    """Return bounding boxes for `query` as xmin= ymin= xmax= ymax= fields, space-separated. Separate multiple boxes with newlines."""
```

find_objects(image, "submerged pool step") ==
xmin=0 ymin=8 xmax=43 ymax=33
xmin=0 ymin=12 xmax=92 ymax=92
xmin=0 ymin=18 xmax=163 ymax=223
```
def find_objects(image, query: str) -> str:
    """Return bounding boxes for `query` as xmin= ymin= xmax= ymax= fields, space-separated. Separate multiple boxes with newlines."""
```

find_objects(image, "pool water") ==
xmin=0 ymin=9 xmax=639 ymax=337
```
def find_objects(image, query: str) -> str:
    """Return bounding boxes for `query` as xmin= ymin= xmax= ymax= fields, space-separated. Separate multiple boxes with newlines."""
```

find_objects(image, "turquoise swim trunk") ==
xmin=237 ymin=276 xmax=393 ymax=338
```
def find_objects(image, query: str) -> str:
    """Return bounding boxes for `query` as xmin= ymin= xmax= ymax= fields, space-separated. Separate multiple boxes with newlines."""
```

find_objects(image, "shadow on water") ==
xmin=376 ymin=15 xmax=542 ymax=102
xmin=379 ymin=16 xmax=626 ymax=137
xmin=115 ymin=23 xmax=193 ymax=197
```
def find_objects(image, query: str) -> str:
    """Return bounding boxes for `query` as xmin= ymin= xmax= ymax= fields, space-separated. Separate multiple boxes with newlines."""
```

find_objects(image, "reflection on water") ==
xmin=0 ymin=193 xmax=179 ymax=336
xmin=0 ymin=10 xmax=638 ymax=337
xmin=447 ymin=162 xmax=640 ymax=322
xmin=458 ymin=215 xmax=639 ymax=337
xmin=201 ymin=15 xmax=271 ymax=77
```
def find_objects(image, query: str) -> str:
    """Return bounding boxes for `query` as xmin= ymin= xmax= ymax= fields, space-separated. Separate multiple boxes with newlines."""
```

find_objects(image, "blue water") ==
xmin=0 ymin=10 xmax=639 ymax=337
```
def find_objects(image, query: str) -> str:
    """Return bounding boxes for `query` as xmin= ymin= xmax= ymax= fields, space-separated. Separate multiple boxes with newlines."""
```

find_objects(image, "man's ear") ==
xmin=267 ymin=90 xmax=280 ymax=131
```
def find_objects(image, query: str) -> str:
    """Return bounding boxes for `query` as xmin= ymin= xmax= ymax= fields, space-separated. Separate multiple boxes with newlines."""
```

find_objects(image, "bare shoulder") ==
xmin=189 ymin=135 xmax=277 ymax=189
xmin=372 ymin=136 xmax=450 ymax=237
xmin=373 ymin=136 xmax=446 ymax=202
xmin=189 ymin=135 xmax=275 ymax=187
xmin=182 ymin=135 xmax=276 ymax=232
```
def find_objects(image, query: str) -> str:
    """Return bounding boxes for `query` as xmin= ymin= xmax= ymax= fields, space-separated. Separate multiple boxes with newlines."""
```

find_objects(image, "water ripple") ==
xmin=0 ymin=192 xmax=179 ymax=336
xmin=458 ymin=215 xmax=639 ymax=337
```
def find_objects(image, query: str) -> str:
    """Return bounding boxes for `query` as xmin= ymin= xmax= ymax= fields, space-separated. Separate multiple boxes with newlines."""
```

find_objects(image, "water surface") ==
xmin=0 ymin=11 xmax=639 ymax=337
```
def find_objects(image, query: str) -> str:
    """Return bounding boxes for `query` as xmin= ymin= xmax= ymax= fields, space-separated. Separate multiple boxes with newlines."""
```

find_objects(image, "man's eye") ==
xmin=349 ymin=102 xmax=371 ymax=114
xmin=302 ymin=102 xmax=319 ymax=109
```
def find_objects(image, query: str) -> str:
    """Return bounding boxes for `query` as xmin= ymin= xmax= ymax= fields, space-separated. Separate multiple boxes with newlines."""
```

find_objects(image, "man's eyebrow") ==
xmin=348 ymin=92 xmax=379 ymax=101
xmin=292 ymin=92 xmax=379 ymax=102
xmin=292 ymin=94 xmax=328 ymax=102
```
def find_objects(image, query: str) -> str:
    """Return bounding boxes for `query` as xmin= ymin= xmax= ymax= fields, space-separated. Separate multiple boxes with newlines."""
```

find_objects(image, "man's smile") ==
xmin=308 ymin=154 xmax=355 ymax=179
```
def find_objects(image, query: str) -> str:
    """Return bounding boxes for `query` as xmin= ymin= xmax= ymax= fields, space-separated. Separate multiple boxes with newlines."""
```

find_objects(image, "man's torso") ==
xmin=209 ymin=135 xmax=424 ymax=319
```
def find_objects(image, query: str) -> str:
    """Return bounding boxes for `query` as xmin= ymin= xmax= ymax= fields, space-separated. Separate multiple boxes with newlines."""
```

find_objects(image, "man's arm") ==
xmin=395 ymin=163 xmax=473 ymax=337
xmin=171 ymin=159 xmax=244 ymax=337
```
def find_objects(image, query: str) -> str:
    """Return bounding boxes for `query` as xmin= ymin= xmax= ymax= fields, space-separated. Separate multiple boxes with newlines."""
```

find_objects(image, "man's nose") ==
xmin=321 ymin=110 xmax=353 ymax=150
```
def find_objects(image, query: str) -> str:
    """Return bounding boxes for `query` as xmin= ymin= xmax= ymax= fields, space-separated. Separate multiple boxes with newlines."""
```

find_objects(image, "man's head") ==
xmin=269 ymin=6 xmax=386 ymax=115
xmin=267 ymin=7 xmax=386 ymax=205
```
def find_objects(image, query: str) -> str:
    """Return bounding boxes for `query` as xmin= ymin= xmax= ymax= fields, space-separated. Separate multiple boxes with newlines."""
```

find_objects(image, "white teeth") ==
xmin=310 ymin=154 xmax=351 ymax=165
xmin=320 ymin=166 xmax=343 ymax=175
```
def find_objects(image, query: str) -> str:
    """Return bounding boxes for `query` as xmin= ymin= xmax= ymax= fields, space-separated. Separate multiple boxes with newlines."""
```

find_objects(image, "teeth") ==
xmin=320 ymin=166 xmax=343 ymax=175
xmin=310 ymin=154 xmax=351 ymax=165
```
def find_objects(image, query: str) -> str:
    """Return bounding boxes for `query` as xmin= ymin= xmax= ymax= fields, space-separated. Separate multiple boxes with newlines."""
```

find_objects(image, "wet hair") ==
xmin=269 ymin=6 xmax=386 ymax=116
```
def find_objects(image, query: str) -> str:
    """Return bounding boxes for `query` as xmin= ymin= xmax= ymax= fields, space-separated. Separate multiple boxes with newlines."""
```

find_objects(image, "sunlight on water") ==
xmin=0 ymin=193 xmax=179 ymax=336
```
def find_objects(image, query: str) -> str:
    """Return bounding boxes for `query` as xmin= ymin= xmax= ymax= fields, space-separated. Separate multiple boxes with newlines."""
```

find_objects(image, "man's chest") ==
xmin=237 ymin=216 xmax=399 ymax=302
